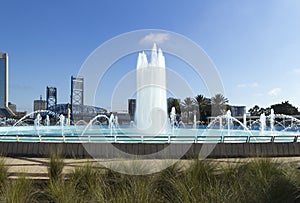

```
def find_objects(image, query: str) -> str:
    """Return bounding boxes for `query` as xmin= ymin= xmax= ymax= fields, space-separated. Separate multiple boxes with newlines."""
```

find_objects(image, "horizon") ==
xmin=1 ymin=1 xmax=300 ymax=113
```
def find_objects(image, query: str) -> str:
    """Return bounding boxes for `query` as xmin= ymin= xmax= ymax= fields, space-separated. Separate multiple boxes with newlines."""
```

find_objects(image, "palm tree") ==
xmin=181 ymin=97 xmax=196 ymax=124
xmin=211 ymin=94 xmax=229 ymax=116
xmin=167 ymin=98 xmax=181 ymax=115
xmin=195 ymin=94 xmax=208 ymax=122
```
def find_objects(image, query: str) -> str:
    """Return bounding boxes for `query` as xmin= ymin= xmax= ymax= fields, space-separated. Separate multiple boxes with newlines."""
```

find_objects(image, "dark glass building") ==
xmin=230 ymin=105 xmax=246 ymax=117
xmin=46 ymin=86 xmax=57 ymax=109
xmin=0 ymin=53 xmax=8 ymax=109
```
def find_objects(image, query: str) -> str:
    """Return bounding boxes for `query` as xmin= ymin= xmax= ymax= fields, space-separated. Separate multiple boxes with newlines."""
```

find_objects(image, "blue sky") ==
xmin=1 ymin=0 xmax=300 ymax=112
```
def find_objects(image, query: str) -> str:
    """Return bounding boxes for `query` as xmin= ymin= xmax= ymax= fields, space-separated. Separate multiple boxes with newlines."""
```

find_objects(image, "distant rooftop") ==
xmin=0 ymin=53 xmax=7 ymax=58
xmin=0 ymin=108 xmax=12 ymax=117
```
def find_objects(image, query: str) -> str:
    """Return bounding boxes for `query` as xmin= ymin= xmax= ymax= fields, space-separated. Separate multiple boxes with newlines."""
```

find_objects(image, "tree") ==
xmin=167 ymin=98 xmax=181 ymax=115
xmin=248 ymin=105 xmax=261 ymax=116
xmin=195 ymin=94 xmax=210 ymax=122
xmin=211 ymin=94 xmax=229 ymax=116
xmin=271 ymin=101 xmax=299 ymax=115
xmin=181 ymin=97 xmax=196 ymax=124
xmin=249 ymin=102 xmax=299 ymax=116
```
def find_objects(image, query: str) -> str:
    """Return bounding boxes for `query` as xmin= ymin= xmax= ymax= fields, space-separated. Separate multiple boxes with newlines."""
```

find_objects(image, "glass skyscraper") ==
xmin=0 ymin=53 xmax=8 ymax=109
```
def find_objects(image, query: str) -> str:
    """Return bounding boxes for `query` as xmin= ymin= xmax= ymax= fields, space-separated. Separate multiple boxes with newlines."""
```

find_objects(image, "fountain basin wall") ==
xmin=1 ymin=142 xmax=300 ymax=158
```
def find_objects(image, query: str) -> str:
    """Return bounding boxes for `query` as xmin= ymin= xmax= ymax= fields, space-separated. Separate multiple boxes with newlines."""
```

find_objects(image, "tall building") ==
xmin=46 ymin=86 xmax=57 ymax=109
xmin=71 ymin=76 xmax=84 ymax=106
xmin=0 ymin=53 xmax=8 ymax=109
xmin=71 ymin=76 xmax=84 ymax=120
xmin=0 ymin=53 xmax=13 ymax=117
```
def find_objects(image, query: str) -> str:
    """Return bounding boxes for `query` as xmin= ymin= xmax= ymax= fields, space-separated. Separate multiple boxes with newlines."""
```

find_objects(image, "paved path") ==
xmin=3 ymin=156 xmax=300 ymax=179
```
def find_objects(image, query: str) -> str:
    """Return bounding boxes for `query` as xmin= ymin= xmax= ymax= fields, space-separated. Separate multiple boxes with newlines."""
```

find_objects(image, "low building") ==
xmin=8 ymin=102 xmax=16 ymax=113
xmin=48 ymin=103 xmax=107 ymax=123
xmin=230 ymin=105 xmax=246 ymax=117
xmin=33 ymin=96 xmax=47 ymax=112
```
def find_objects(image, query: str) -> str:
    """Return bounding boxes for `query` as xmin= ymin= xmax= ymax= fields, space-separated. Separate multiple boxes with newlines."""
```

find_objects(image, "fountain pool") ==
xmin=1 ymin=110 xmax=300 ymax=143
xmin=1 ymin=45 xmax=300 ymax=144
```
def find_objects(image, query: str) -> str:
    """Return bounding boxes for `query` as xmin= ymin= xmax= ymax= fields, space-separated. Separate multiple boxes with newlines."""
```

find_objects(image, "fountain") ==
xmin=115 ymin=116 xmax=119 ymax=128
xmin=170 ymin=107 xmax=177 ymax=142
xmin=202 ymin=110 xmax=254 ymax=143
xmin=34 ymin=113 xmax=42 ymax=141
xmin=59 ymin=114 xmax=65 ymax=141
xmin=193 ymin=114 xmax=197 ymax=129
xmin=59 ymin=114 xmax=65 ymax=127
xmin=170 ymin=107 xmax=177 ymax=127
xmin=109 ymin=114 xmax=117 ymax=142
xmin=259 ymin=113 xmax=266 ymax=134
xmin=13 ymin=110 xmax=57 ymax=127
xmin=225 ymin=110 xmax=232 ymax=137
xmin=45 ymin=115 xmax=50 ymax=126
xmin=1 ymin=45 xmax=300 ymax=145
xmin=243 ymin=113 xmax=247 ymax=129
xmin=135 ymin=44 xmax=168 ymax=134
xmin=34 ymin=113 xmax=42 ymax=127
xmin=270 ymin=109 xmax=275 ymax=132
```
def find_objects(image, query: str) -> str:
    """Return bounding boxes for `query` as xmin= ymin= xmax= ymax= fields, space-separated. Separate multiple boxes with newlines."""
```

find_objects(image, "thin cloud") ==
xmin=253 ymin=93 xmax=263 ymax=97
xmin=237 ymin=82 xmax=259 ymax=88
xmin=293 ymin=68 xmax=300 ymax=74
xmin=268 ymin=88 xmax=281 ymax=96
xmin=139 ymin=33 xmax=170 ymax=45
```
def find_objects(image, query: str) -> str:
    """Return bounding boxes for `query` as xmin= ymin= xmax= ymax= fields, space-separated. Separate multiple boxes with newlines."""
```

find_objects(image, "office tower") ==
xmin=0 ymin=53 xmax=13 ymax=117
xmin=0 ymin=53 xmax=8 ymax=109
xmin=71 ymin=76 xmax=84 ymax=106
xmin=70 ymin=76 xmax=84 ymax=121
xmin=46 ymin=86 xmax=57 ymax=109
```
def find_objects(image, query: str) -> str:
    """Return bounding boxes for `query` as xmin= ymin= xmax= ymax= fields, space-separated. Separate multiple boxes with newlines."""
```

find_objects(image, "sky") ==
xmin=1 ymin=0 xmax=300 ymax=113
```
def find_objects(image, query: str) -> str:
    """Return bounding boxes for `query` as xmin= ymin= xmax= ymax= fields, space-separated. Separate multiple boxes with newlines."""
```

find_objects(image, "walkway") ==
xmin=3 ymin=156 xmax=300 ymax=179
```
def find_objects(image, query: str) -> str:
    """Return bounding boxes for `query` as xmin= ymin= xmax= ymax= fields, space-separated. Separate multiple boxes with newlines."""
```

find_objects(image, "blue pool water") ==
xmin=0 ymin=125 xmax=299 ymax=143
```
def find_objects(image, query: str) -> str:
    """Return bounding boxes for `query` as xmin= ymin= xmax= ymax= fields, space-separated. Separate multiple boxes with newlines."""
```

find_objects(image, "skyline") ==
xmin=1 ymin=1 xmax=300 ymax=113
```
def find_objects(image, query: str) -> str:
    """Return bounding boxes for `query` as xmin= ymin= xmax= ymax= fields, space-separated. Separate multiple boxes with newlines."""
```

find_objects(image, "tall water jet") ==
xmin=45 ymin=115 xmax=50 ymax=126
xmin=109 ymin=113 xmax=115 ymax=129
xmin=115 ymin=115 xmax=119 ymax=127
xmin=109 ymin=114 xmax=117 ymax=142
xmin=270 ymin=109 xmax=275 ymax=132
xmin=225 ymin=110 xmax=232 ymax=137
xmin=135 ymin=44 xmax=168 ymax=134
xmin=193 ymin=114 xmax=197 ymax=129
xmin=59 ymin=114 xmax=65 ymax=126
xmin=59 ymin=114 xmax=65 ymax=140
xmin=260 ymin=113 xmax=266 ymax=134
xmin=34 ymin=113 xmax=41 ymax=127
xmin=170 ymin=107 xmax=176 ymax=142
xmin=170 ymin=107 xmax=176 ymax=127
xmin=34 ymin=113 xmax=42 ymax=140
xmin=243 ymin=113 xmax=247 ymax=129
xmin=67 ymin=104 xmax=71 ymax=126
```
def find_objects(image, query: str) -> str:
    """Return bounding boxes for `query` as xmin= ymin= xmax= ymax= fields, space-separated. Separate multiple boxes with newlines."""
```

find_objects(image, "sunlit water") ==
xmin=0 ymin=125 xmax=299 ymax=143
